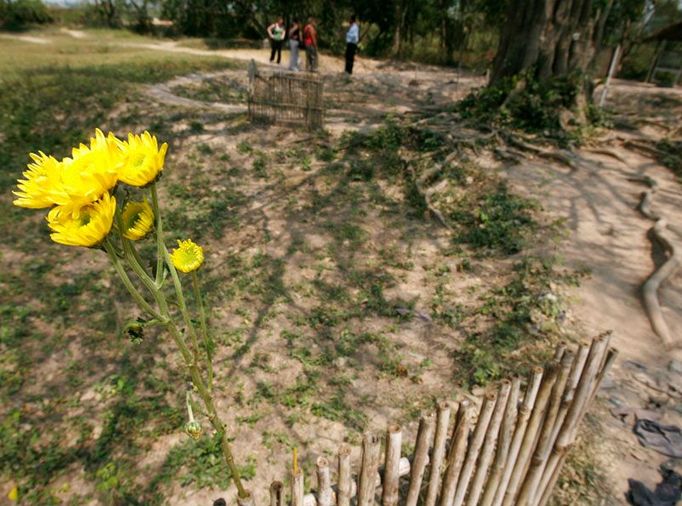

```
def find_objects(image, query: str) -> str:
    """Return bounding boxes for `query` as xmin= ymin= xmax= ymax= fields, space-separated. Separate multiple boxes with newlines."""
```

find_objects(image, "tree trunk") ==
xmin=489 ymin=0 xmax=598 ymax=86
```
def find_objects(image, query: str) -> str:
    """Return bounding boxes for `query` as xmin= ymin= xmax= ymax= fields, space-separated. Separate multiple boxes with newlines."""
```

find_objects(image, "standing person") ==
xmin=345 ymin=15 xmax=359 ymax=74
xmin=288 ymin=19 xmax=301 ymax=71
xmin=267 ymin=17 xmax=285 ymax=64
xmin=303 ymin=17 xmax=318 ymax=72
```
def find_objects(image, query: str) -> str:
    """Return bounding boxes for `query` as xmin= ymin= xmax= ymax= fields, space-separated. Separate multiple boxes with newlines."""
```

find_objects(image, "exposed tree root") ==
xmin=632 ymin=177 xmax=681 ymax=349
xmin=498 ymin=132 xmax=582 ymax=172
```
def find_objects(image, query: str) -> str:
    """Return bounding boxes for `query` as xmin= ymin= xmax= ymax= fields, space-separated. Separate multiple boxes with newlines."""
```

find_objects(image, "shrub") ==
xmin=0 ymin=0 xmax=51 ymax=29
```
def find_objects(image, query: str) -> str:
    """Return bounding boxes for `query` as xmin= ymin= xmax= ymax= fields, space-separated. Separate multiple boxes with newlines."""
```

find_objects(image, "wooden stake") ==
xmin=479 ymin=378 xmax=521 ymax=506
xmin=536 ymin=346 xmax=619 ymax=506
xmin=270 ymin=481 xmax=283 ymax=506
xmin=317 ymin=456 xmax=333 ymax=506
xmin=337 ymin=445 xmax=352 ymax=506
xmin=535 ymin=334 xmax=610 ymax=503
xmin=534 ymin=344 xmax=589 ymax=497
xmin=358 ymin=433 xmax=381 ymax=506
xmin=502 ymin=363 xmax=559 ymax=506
xmin=466 ymin=381 xmax=512 ymax=506
xmin=452 ymin=390 xmax=498 ymax=506
xmin=405 ymin=414 xmax=436 ymax=506
xmin=293 ymin=471 xmax=305 ymax=506
xmin=382 ymin=424 xmax=402 ymax=506
xmin=491 ymin=367 xmax=543 ymax=506
xmin=516 ymin=353 xmax=573 ymax=505
xmin=424 ymin=402 xmax=452 ymax=506
xmin=439 ymin=401 xmax=471 ymax=506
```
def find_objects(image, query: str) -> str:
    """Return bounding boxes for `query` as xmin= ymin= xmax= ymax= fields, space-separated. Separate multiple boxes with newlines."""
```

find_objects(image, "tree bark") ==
xmin=490 ymin=0 xmax=598 ymax=86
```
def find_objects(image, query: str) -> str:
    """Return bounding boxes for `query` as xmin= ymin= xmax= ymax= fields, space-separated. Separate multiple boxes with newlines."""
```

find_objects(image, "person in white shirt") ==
xmin=345 ymin=15 xmax=359 ymax=75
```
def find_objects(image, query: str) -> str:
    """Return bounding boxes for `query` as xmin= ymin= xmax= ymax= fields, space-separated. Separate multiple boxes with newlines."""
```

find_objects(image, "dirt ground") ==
xmin=2 ymin=31 xmax=682 ymax=505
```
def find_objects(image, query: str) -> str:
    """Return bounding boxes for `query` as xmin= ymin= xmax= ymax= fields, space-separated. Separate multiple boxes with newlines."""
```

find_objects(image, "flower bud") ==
xmin=184 ymin=420 xmax=202 ymax=440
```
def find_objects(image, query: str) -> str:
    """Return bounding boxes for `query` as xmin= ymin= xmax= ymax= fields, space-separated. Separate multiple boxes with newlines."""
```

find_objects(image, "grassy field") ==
xmin=0 ymin=28 xmax=603 ymax=505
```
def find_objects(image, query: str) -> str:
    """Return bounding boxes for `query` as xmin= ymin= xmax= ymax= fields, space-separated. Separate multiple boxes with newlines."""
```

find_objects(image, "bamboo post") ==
xmin=292 ymin=446 xmax=305 ymax=506
xmin=536 ymin=346 xmax=618 ymax=506
xmin=337 ymin=445 xmax=352 ymax=506
xmin=382 ymin=424 xmax=402 ymax=506
xmin=532 ymin=343 xmax=589 ymax=499
xmin=424 ymin=402 xmax=452 ymax=506
xmin=358 ymin=433 xmax=381 ymax=506
xmin=536 ymin=334 xmax=610 ymax=502
xmin=466 ymin=380 xmax=513 ymax=506
xmin=502 ymin=363 xmax=559 ymax=506
xmin=479 ymin=378 xmax=521 ymax=506
xmin=516 ymin=353 xmax=574 ymax=505
xmin=405 ymin=414 xmax=435 ymax=506
xmin=439 ymin=401 xmax=471 ymax=506
xmin=270 ymin=481 xmax=283 ymax=506
xmin=491 ymin=367 xmax=543 ymax=506
xmin=317 ymin=457 xmax=333 ymax=506
xmin=452 ymin=390 xmax=498 ymax=506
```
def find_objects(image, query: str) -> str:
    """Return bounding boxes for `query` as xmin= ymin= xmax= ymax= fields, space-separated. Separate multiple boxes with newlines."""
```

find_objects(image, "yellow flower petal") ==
xmin=58 ymin=129 xmax=121 ymax=213
xmin=170 ymin=239 xmax=204 ymax=273
xmin=121 ymin=200 xmax=155 ymax=240
xmin=47 ymin=193 xmax=117 ymax=247
xmin=117 ymin=131 xmax=168 ymax=187
xmin=12 ymin=151 xmax=69 ymax=209
xmin=8 ymin=486 xmax=18 ymax=502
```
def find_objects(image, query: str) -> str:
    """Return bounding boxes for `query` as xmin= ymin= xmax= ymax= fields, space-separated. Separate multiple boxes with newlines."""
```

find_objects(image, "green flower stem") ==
xmin=161 ymin=242 xmax=201 ymax=365
xmin=110 ymin=251 xmax=248 ymax=497
xmin=150 ymin=184 xmax=165 ymax=287
xmin=192 ymin=271 xmax=213 ymax=391
xmin=186 ymin=390 xmax=196 ymax=422
xmin=104 ymin=240 xmax=160 ymax=319
xmin=112 ymin=185 xmax=249 ymax=498
xmin=163 ymin=317 xmax=248 ymax=498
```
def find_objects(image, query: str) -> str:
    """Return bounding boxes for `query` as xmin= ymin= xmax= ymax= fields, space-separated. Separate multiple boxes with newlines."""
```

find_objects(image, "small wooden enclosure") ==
xmin=258 ymin=334 xmax=616 ymax=506
xmin=247 ymin=60 xmax=324 ymax=129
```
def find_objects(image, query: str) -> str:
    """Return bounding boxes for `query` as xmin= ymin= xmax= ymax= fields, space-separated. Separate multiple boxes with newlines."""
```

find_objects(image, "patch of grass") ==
xmin=0 ymin=54 xmax=236 ymax=192
xmin=451 ymin=183 xmax=538 ymax=255
xmin=656 ymin=138 xmax=682 ymax=181
xmin=455 ymin=255 xmax=587 ymax=386
xmin=172 ymin=77 xmax=246 ymax=104
xmin=153 ymin=434 xmax=256 ymax=491
xmin=311 ymin=394 xmax=367 ymax=431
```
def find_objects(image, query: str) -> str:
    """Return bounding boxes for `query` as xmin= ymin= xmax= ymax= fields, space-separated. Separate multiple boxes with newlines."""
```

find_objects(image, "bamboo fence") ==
xmin=259 ymin=334 xmax=615 ymax=506
xmin=247 ymin=60 xmax=324 ymax=129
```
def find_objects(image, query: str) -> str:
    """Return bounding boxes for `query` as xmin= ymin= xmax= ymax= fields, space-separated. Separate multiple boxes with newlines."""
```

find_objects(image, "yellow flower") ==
xmin=47 ymin=193 xmax=117 ymax=247
xmin=13 ymin=129 xmax=122 ymax=214
xmin=117 ymin=132 xmax=168 ymax=187
xmin=170 ymin=239 xmax=204 ymax=273
xmin=8 ymin=486 xmax=18 ymax=502
xmin=13 ymin=151 xmax=69 ymax=209
xmin=121 ymin=200 xmax=154 ymax=240
xmin=59 ymin=129 xmax=121 ymax=213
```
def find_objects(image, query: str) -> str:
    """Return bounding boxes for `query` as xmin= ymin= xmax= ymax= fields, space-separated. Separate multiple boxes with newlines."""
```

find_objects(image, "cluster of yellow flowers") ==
xmin=13 ymin=129 xmax=166 ymax=247
xmin=13 ymin=129 xmax=205 ymax=273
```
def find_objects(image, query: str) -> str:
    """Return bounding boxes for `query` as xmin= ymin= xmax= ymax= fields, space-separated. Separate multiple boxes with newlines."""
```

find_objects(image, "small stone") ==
xmin=668 ymin=359 xmax=682 ymax=375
